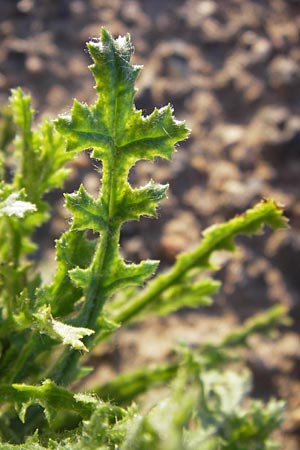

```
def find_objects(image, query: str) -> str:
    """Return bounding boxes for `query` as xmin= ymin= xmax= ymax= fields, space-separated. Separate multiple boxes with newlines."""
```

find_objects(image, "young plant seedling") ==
xmin=0 ymin=28 xmax=287 ymax=449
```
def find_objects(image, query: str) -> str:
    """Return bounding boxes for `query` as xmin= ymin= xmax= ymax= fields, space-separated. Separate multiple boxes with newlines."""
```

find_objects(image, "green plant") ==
xmin=0 ymin=28 xmax=288 ymax=449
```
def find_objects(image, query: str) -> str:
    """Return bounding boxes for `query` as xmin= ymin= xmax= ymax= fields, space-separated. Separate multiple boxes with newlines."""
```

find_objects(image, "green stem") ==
xmin=50 ymin=148 xmax=122 ymax=385
xmin=3 ymin=332 xmax=38 ymax=384
xmin=91 ymin=363 xmax=179 ymax=404
xmin=111 ymin=206 xmax=281 ymax=327
xmin=113 ymin=263 xmax=187 ymax=325
xmin=91 ymin=306 xmax=287 ymax=403
xmin=78 ymin=148 xmax=121 ymax=331
xmin=0 ymin=381 xmax=95 ymax=419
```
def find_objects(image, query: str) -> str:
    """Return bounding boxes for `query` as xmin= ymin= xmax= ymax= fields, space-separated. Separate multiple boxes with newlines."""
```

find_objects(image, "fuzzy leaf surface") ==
xmin=54 ymin=28 xmax=189 ymax=343
xmin=10 ymin=88 xmax=70 ymax=207
xmin=0 ymin=380 xmax=100 ymax=423
xmin=33 ymin=306 xmax=95 ymax=352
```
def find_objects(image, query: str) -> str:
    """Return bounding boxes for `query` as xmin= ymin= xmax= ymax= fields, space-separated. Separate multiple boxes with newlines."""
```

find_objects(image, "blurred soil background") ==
xmin=1 ymin=0 xmax=300 ymax=447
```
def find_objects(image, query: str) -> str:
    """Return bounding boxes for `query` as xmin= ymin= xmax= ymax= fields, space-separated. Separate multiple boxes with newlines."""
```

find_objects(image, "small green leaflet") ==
xmin=33 ymin=306 xmax=94 ymax=352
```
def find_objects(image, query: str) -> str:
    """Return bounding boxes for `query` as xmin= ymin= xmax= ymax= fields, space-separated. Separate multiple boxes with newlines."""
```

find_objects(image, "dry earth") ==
xmin=1 ymin=0 xmax=300 ymax=448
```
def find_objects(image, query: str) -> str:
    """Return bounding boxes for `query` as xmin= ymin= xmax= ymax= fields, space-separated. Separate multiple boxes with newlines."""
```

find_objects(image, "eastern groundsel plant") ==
xmin=0 ymin=28 xmax=288 ymax=449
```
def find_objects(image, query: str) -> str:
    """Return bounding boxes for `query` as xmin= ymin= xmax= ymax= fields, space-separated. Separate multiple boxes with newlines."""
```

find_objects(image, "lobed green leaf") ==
xmin=54 ymin=27 xmax=189 ymax=342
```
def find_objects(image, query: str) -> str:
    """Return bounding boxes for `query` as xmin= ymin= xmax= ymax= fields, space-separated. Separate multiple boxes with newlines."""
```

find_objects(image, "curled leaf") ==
xmin=34 ymin=306 xmax=94 ymax=352
xmin=0 ymin=192 xmax=36 ymax=218
xmin=51 ymin=318 xmax=94 ymax=352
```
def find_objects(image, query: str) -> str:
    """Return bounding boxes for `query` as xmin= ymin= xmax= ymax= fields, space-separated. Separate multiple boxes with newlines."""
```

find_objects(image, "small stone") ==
xmin=46 ymin=85 xmax=69 ymax=110
xmin=17 ymin=0 xmax=33 ymax=13
xmin=82 ymin=173 xmax=100 ymax=199
xmin=196 ymin=1 xmax=217 ymax=17
xmin=25 ymin=55 xmax=43 ymax=73
xmin=269 ymin=56 xmax=300 ymax=88
xmin=69 ymin=0 xmax=86 ymax=15
xmin=215 ymin=124 xmax=244 ymax=147
xmin=161 ymin=211 xmax=201 ymax=258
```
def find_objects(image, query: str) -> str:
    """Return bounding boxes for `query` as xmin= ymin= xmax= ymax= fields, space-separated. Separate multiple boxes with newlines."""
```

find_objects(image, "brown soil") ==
xmin=1 ymin=0 xmax=300 ymax=448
